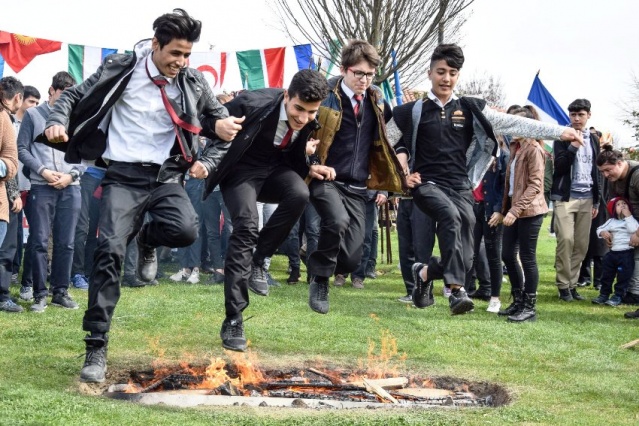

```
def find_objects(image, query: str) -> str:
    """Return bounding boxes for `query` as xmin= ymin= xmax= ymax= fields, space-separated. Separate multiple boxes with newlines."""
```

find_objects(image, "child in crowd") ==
xmin=592 ymin=197 xmax=638 ymax=306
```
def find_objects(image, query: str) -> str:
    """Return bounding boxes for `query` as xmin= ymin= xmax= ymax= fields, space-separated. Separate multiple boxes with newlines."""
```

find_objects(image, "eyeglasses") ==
xmin=348 ymin=68 xmax=376 ymax=80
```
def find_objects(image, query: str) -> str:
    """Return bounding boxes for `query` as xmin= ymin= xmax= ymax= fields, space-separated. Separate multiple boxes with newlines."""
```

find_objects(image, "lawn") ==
xmin=1 ymin=216 xmax=638 ymax=425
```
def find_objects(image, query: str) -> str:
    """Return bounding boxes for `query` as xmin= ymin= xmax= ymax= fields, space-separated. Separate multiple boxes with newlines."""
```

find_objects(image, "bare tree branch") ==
xmin=272 ymin=0 xmax=475 ymax=89
xmin=455 ymin=72 xmax=507 ymax=108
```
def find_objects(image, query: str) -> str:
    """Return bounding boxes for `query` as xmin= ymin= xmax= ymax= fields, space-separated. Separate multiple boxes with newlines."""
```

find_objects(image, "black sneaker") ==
xmin=121 ymin=275 xmax=146 ymax=288
xmin=51 ymin=292 xmax=79 ymax=309
xmin=570 ymin=288 xmax=585 ymax=301
xmin=209 ymin=271 xmax=225 ymax=284
xmin=309 ymin=279 xmax=329 ymax=314
xmin=411 ymin=263 xmax=434 ymax=309
xmin=365 ymin=270 xmax=377 ymax=280
xmin=577 ymin=279 xmax=591 ymax=288
xmin=558 ymin=288 xmax=573 ymax=302
xmin=136 ymin=236 xmax=157 ymax=282
xmin=0 ymin=299 xmax=24 ymax=313
xmin=468 ymin=289 xmax=492 ymax=301
xmin=30 ymin=297 xmax=47 ymax=313
xmin=449 ymin=287 xmax=474 ymax=315
xmin=287 ymin=268 xmax=301 ymax=285
xmin=249 ymin=263 xmax=269 ymax=296
xmin=220 ymin=318 xmax=247 ymax=352
xmin=591 ymin=294 xmax=609 ymax=305
xmin=80 ymin=335 xmax=108 ymax=383
xmin=624 ymin=309 xmax=639 ymax=319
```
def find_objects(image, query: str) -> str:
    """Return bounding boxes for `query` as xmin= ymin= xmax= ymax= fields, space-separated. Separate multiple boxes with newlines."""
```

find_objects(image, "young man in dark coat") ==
xmin=44 ymin=9 xmax=241 ymax=383
xmin=203 ymin=69 xmax=331 ymax=352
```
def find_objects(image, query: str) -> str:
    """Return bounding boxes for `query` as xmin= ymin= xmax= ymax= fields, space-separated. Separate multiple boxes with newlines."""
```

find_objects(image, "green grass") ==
xmin=1 ymin=216 xmax=639 ymax=425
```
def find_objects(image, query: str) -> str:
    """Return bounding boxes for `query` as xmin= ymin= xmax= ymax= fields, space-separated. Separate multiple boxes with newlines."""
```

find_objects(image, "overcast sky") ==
xmin=1 ymin=0 xmax=637 ymax=144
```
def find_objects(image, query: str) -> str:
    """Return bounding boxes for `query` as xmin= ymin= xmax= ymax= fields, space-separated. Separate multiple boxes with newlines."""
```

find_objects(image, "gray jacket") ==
xmin=18 ymin=102 xmax=82 ymax=186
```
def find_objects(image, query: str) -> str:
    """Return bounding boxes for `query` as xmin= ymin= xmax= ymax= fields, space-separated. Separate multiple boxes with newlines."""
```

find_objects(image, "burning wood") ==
xmin=362 ymin=378 xmax=399 ymax=404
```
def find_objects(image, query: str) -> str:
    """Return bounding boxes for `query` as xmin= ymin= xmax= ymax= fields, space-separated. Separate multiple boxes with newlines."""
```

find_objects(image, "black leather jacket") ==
xmin=44 ymin=41 xmax=229 ymax=183
xmin=203 ymin=88 xmax=320 ymax=196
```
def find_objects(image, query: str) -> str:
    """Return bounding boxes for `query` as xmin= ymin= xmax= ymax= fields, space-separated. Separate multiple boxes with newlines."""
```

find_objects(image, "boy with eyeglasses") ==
xmin=306 ymin=39 xmax=404 ymax=314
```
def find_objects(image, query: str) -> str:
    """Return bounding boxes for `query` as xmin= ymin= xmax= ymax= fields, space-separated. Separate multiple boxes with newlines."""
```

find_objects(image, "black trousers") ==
xmin=396 ymin=198 xmax=436 ymax=294
xmin=412 ymin=183 xmax=474 ymax=286
xmin=221 ymin=165 xmax=309 ymax=318
xmin=468 ymin=202 xmax=503 ymax=297
xmin=501 ymin=214 xmax=544 ymax=294
xmin=307 ymin=181 xmax=366 ymax=279
xmin=82 ymin=163 xmax=198 ymax=333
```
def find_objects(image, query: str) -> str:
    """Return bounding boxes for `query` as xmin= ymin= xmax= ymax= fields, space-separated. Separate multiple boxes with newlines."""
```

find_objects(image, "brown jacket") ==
xmin=0 ymin=111 xmax=18 ymax=222
xmin=502 ymin=139 xmax=548 ymax=218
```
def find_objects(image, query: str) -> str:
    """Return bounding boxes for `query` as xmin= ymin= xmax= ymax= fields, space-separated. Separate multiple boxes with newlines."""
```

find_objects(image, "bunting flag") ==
xmin=68 ymin=44 xmax=118 ymax=83
xmin=292 ymin=44 xmax=314 ymax=71
xmin=315 ymin=40 xmax=341 ymax=77
xmin=0 ymin=31 xmax=62 ymax=73
xmin=236 ymin=47 xmax=285 ymax=90
xmin=526 ymin=73 xmax=570 ymax=126
xmin=0 ymin=53 xmax=4 ymax=77
xmin=187 ymin=51 xmax=227 ymax=92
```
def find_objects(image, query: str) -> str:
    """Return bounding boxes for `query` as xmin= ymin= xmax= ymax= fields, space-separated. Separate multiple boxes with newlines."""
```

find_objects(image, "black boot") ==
xmin=80 ymin=334 xmax=108 ymax=383
xmin=498 ymin=290 xmax=523 ymax=316
xmin=508 ymin=293 xmax=537 ymax=322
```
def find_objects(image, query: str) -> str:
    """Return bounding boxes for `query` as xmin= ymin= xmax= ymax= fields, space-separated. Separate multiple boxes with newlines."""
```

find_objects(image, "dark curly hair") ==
xmin=287 ymin=69 xmax=329 ymax=103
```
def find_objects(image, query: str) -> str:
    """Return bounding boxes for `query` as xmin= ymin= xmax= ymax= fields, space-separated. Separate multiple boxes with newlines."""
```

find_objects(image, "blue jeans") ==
xmin=202 ymin=189 xmax=232 ymax=270
xmin=28 ymin=184 xmax=81 ymax=298
xmin=72 ymin=172 xmax=102 ymax=277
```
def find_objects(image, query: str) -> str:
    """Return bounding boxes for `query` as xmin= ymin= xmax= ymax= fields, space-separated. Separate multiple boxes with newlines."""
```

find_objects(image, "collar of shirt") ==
xmin=274 ymin=100 xmax=298 ymax=148
xmin=146 ymin=54 xmax=175 ymax=86
xmin=341 ymin=80 xmax=365 ymax=108
xmin=427 ymin=90 xmax=458 ymax=109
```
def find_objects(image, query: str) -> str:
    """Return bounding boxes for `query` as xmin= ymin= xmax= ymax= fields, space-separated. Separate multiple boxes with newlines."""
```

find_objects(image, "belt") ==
xmin=108 ymin=161 xmax=161 ymax=168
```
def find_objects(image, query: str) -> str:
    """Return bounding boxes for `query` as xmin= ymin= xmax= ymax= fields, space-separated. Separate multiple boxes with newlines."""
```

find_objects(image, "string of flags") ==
xmin=0 ymin=30 xmax=348 ymax=95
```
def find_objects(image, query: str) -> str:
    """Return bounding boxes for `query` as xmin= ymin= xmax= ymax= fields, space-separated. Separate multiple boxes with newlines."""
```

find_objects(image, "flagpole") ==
xmin=391 ymin=49 xmax=402 ymax=106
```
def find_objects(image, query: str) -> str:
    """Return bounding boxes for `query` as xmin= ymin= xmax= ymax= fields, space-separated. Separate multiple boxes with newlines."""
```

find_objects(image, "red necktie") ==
xmin=145 ymin=59 xmax=201 ymax=162
xmin=353 ymin=94 xmax=363 ymax=118
xmin=279 ymin=125 xmax=293 ymax=150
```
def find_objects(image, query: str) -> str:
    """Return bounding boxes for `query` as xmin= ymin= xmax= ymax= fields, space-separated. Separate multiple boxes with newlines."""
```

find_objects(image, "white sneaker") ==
xmin=170 ymin=268 xmax=189 ymax=282
xmin=443 ymin=287 xmax=452 ymax=298
xmin=186 ymin=267 xmax=200 ymax=284
xmin=487 ymin=299 xmax=501 ymax=313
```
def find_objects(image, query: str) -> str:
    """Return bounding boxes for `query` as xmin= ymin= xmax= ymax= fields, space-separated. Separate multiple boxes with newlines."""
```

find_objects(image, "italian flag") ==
xmin=236 ymin=47 xmax=285 ymax=90
xmin=68 ymin=44 xmax=117 ymax=83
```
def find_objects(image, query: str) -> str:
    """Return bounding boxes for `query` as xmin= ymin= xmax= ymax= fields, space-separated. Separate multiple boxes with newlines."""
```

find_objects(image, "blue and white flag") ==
xmin=0 ymin=53 xmax=4 ymax=77
xmin=526 ymin=73 xmax=569 ymax=126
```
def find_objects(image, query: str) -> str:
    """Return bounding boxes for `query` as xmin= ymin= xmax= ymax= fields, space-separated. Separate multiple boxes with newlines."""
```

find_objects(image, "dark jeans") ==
xmin=412 ymin=183 xmax=474 ymax=286
xmin=599 ymin=249 xmax=634 ymax=298
xmin=72 ymin=172 xmax=102 ymax=278
xmin=176 ymin=178 xmax=205 ymax=269
xmin=0 ymin=208 xmax=18 ymax=302
xmin=353 ymin=198 xmax=379 ymax=280
xmin=21 ymin=194 xmax=33 ymax=288
xmin=202 ymin=189 xmax=231 ymax=270
xmin=12 ymin=207 xmax=23 ymax=275
xmin=302 ymin=203 xmax=320 ymax=263
xmin=396 ymin=198 xmax=436 ymax=294
xmin=501 ymin=214 xmax=544 ymax=294
xmin=579 ymin=203 xmax=608 ymax=286
xmin=83 ymin=163 xmax=199 ymax=333
xmin=468 ymin=202 xmax=503 ymax=297
xmin=282 ymin=218 xmax=301 ymax=270
xmin=29 ymin=184 xmax=81 ymax=298
xmin=221 ymin=165 xmax=309 ymax=318
xmin=307 ymin=181 xmax=366 ymax=279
